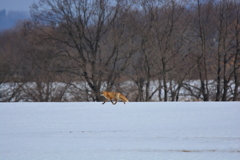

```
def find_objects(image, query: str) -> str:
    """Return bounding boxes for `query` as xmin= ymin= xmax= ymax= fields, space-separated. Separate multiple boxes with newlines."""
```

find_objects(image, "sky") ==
xmin=0 ymin=0 xmax=36 ymax=12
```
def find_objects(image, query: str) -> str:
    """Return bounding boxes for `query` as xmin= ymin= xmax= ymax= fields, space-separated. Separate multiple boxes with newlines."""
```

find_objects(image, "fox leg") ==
xmin=110 ymin=99 xmax=117 ymax=105
xmin=112 ymin=93 xmax=120 ymax=105
xmin=119 ymin=97 xmax=125 ymax=104
xmin=113 ymin=99 xmax=118 ymax=105
xmin=102 ymin=99 xmax=109 ymax=105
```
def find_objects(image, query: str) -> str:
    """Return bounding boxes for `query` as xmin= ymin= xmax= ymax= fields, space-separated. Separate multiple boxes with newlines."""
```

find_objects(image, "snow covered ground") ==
xmin=0 ymin=102 xmax=240 ymax=160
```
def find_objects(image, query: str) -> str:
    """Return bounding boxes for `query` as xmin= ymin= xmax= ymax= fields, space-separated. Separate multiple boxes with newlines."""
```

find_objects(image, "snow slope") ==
xmin=0 ymin=102 xmax=239 ymax=160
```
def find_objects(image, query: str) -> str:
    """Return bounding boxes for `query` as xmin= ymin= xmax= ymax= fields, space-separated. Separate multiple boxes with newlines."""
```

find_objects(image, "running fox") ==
xmin=101 ymin=91 xmax=129 ymax=105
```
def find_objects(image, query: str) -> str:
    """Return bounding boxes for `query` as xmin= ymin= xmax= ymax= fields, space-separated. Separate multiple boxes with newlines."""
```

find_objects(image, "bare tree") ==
xmin=0 ymin=29 xmax=25 ymax=102
xmin=184 ymin=0 xmax=217 ymax=101
xmin=126 ymin=0 xmax=160 ymax=101
xmin=29 ymin=0 xmax=137 ymax=101
xmin=145 ymin=0 xmax=191 ymax=101
xmin=233 ymin=0 xmax=240 ymax=101
xmin=213 ymin=0 xmax=240 ymax=101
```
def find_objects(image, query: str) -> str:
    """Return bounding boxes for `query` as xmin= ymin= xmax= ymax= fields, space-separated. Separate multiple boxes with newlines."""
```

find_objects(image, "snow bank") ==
xmin=0 ymin=102 xmax=239 ymax=160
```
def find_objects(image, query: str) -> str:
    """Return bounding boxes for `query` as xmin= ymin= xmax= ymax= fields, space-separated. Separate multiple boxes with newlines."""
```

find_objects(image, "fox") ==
xmin=101 ymin=91 xmax=129 ymax=105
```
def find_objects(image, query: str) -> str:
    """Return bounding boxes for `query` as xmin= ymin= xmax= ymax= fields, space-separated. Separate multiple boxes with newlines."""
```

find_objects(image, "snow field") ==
xmin=0 ymin=102 xmax=240 ymax=160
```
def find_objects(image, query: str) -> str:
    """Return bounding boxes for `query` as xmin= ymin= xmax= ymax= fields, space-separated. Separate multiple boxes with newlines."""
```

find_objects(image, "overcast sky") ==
xmin=0 ymin=0 xmax=37 ymax=12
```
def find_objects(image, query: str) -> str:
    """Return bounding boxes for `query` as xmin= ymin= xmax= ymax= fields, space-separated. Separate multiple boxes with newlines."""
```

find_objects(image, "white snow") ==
xmin=0 ymin=102 xmax=240 ymax=160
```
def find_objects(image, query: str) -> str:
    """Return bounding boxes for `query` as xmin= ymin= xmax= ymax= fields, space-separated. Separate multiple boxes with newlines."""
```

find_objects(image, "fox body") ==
xmin=101 ymin=91 xmax=129 ymax=105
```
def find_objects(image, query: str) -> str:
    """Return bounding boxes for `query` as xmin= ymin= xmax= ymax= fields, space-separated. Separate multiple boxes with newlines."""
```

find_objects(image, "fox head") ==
xmin=100 ymin=91 xmax=106 ymax=96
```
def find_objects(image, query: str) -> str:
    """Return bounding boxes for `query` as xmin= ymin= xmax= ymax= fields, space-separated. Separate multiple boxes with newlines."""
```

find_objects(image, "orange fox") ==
xmin=101 ymin=91 xmax=129 ymax=105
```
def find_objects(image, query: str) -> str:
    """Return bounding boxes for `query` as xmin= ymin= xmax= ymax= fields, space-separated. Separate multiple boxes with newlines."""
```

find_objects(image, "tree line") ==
xmin=0 ymin=0 xmax=239 ymax=102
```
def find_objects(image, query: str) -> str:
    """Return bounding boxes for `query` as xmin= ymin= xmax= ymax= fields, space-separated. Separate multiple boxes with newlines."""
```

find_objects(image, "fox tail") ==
xmin=120 ymin=94 xmax=129 ymax=102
